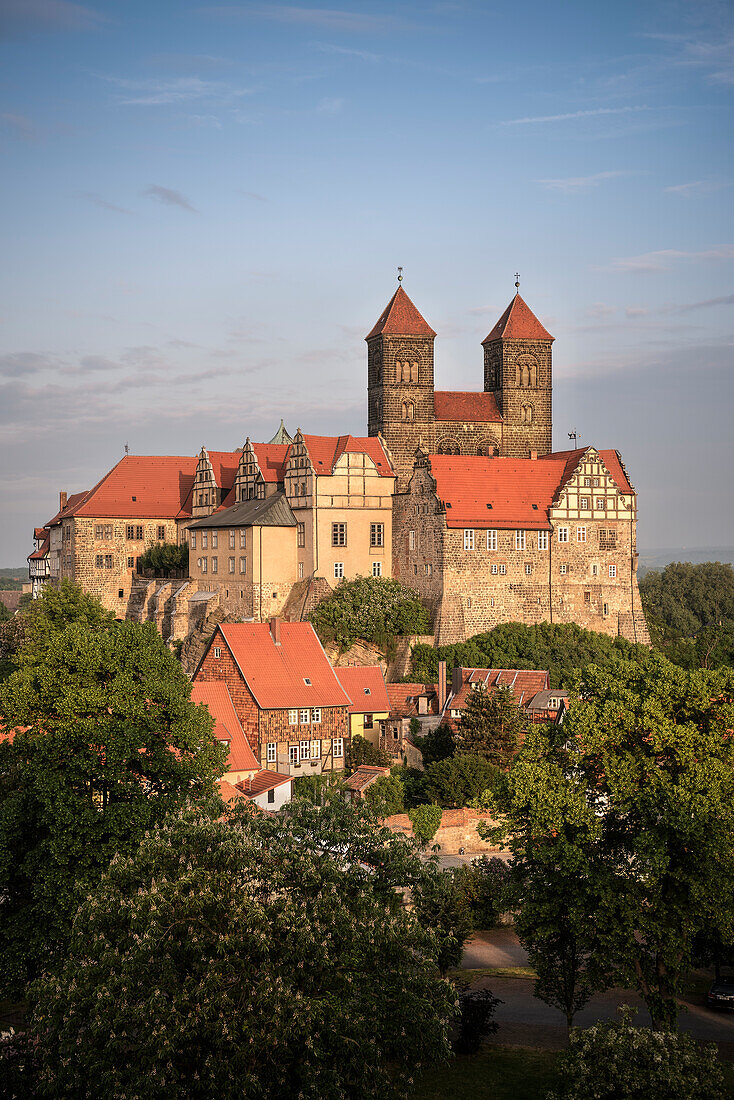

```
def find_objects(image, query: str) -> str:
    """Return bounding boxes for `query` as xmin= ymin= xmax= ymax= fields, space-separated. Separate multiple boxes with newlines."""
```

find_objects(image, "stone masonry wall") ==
xmin=385 ymin=808 xmax=508 ymax=854
xmin=70 ymin=516 xmax=178 ymax=618
xmin=367 ymin=333 xmax=436 ymax=490
xmin=484 ymin=337 xmax=553 ymax=458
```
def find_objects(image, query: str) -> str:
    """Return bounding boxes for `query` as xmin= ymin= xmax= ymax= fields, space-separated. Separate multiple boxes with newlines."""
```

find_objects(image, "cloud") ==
xmin=103 ymin=75 xmax=253 ymax=106
xmin=536 ymin=170 xmax=636 ymax=193
xmin=586 ymin=303 xmax=617 ymax=319
xmin=643 ymin=29 xmax=734 ymax=87
xmin=186 ymin=114 xmax=223 ymax=129
xmin=317 ymin=96 xmax=344 ymax=114
xmin=499 ymin=105 xmax=653 ymax=126
xmin=143 ymin=185 xmax=197 ymax=213
xmin=0 ymin=352 xmax=56 ymax=377
xmin=605 ymin=246 xmax=734 ymax=273
xmin=625 ymin=307 xmax=649 ymax=318
xmin=83 ymin=192 xmax=132 ymax=214
xmin=202 ymin=5 xmax=393 ymax=33
xmin=0 ymin=0 xmax=107 ymax=37
xmin=626 ymin=294 xmax=734 ymax=318
xmin=0 ymin=112 xmax=39 ymax=140
xmin=240 ymin=190 xmax=267 ymax=201
xmin=313 ymin=42 xmax=381 ymax=62
xmin=664 ymin=180 xmax=728 ymax=197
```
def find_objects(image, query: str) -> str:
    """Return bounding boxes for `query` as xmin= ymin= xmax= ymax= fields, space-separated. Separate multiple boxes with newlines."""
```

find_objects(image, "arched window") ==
xmin=477 ymin=441 xmax=499 ymax=456
xmin=402 ymin=401 xmax=415 ymax=421
xmin=438 ymin=439 xmax=460 ymax=455
xmin=521 ymin=404 xmax=533 ymax=424
xmin=402 ymin=362 xmax=411 ymax=382
xmin=395 ymin=363 xmax=402 ymax=383
xmin=410 ymin=362 xmax=418 ymax=383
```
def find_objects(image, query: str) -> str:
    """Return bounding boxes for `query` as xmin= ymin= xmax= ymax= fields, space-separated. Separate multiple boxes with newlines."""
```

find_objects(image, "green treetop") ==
xmin=457 ymin=683 xmax=525 ymax=769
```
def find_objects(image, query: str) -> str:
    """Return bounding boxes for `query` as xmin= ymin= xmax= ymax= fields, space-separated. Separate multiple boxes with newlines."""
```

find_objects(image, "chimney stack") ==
xmin=438 ymin=661 xmax=447 ymax=711
xmin=59 ymin=491 xmax=67 ymax=510
xmin=269 ymin=616 xmax=282 ymax=645
xmin=530 ymin=449 xmax=538 ymax=461
xmin=452 ymin=665 xmax=463 ymax=696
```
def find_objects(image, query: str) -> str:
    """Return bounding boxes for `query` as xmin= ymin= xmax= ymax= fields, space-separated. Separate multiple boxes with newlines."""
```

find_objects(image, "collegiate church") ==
xmin=28 ymin=283 xmax=649 ymax=647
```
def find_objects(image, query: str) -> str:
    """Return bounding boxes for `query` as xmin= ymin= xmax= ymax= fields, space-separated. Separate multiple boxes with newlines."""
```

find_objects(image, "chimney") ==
xmin=59 ymin=491 xmax=67 ymax=510
xmin=451 ymin=665 xmax=463 ymax=696
xmin=438 ymin=661 xmax=447 ymax=711
xmin=530 ymin=450 xmax=538 ymax=461
xmin=269 ymin=616 xmax=282 ymax=645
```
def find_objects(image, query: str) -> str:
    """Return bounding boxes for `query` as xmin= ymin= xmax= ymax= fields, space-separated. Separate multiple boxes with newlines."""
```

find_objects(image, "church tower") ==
xmin=482 ymin=291 xmax=554 ymax=458
xmin=366 ymin=285 xmax=436 ymax=489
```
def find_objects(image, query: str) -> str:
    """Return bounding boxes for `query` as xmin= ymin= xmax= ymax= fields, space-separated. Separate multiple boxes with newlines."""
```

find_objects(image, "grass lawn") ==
xmin=449 ymin=966 xmax=537 ymax=989
xmin=411 ymin=1046 xmax=558 ymax=1100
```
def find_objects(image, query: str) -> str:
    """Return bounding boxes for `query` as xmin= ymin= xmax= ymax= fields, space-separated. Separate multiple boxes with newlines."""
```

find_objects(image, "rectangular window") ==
xmin=487 ymin=529 xmax=497 ymax=551
xmin=297 ymin=522 xmax=305 ymax=548
xmin=298 ymin=562 xmax=304 ymax=579
xmin=267 ymin=741 xmax=276 ymax=764
xmin=372 ymin=561 xmax=382 ymax=577
xmin=560 ymin=563 xmax=568 ymax=575
xmin=491 ymin=563 xmax=498 ymax=575
xmin=332 ymin=737 xmax=344 ymax=759
xmin=157 ymin=525 xmax=166 ymax=540
xmin=515 ymin=530 xmax=526 ymax=551
xmin=95 ymin=554 xmax=103 ymax=568
xmin=580 ymin=497 xmax=589 ymax=510
xmin=311 ymin=739 xmax=321 ymax=759
xmin=424 ymin=563 xmax=432 ymax=575
xmin=299 ymin=740 xmax=310 ymax=760
xmin=525 ymin=563 xmax=532 ymax=575
xmin=240 ymin=530 xmax=246 ymax=550
xmin=289 ymin=709 xmax=298 ymax=725
xmin=363 ymin=714 xmax=374 ymax=729
xmin=311 ymin=708 xmax=321 ymax=724
xmin=229 ymin=530 xmax=236 ymax=549
xmin=603 ymin=602 xmax=609 ymax=616
xmin=104 ymin=524 xmax=112 ymax=540
xmin=267 ymin=788 xmax=275 ymax=804
xmin=609 ymin=564 xmax=617 ymax=578
xmin=334 ymin=562 xmax=344 ymax=579
xmin=289 ymin=745 xmax=300 ymax=765
xmin=409 ymin=530 xmax=415 ymax=551
xmin=212 ymin=532 xmax=218 ymax=549
xmin=558 ymin=527 xmax=569 ymax=543
xmin=464 ymin=529 xmax=474 ymax=551
xmin=592 ymin=564 xmax=598 ymax=576
xmin=190 ymin=531 xmax=196 ymax=549
xmin=201 ymin=558 xmax=207 ymax=573
xmin=300 ymin=709 xmax=310 ymax=725
xmin=370 ymin=523 xmax=384 ymax=547
xmin=213 ymin=646 xmax=221 ymax=659
xmin=202 ymin=533 xmax=208 ymax=549
xmin=577 ymin=526 xmax=587 ymax=543
xmin=599 ymin=529 xmax=617 ymax=550
xmin=538 ymin=531 xmax=548 ymax=551
xmin=126 ymin=524 xmax=135 ymax=540
xmin=595 ymin=499 xmax=605 ymax=510
xmin=584 ymin=591 xmax=591 ymax=603
xmin=104 ymin=554 xmax=113 ymax=569
xmin=127 ymin=556 xmax=134 ymax=568
xmin=584 ymin=477 xmax=591 ymax=487
xmin=239 ymin=557 xmax=246 ymax=574
xmin=228 ymin=557 xmax=235 ymax=574
xmin=499 ymin=564 xmax=506 ymax=575
xmin=95 ymin=524 xmax=103 ymax=540
xmin=211 ymin=557 xmax=218 ymax=574
xmin=332 ymin=522 xmax=347 ymax=547
xmin=135 ymin=525 xmax=143 ymax=541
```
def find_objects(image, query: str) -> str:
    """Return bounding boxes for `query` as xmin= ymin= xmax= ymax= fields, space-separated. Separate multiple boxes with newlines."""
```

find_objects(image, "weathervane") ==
xmin=397 ymin=266 xmax=403 ymax=285
xmin=124 ymin=442 xmax=129 ymax=455
xmin=514 ymin=272 xmax=520 ymax=293
xmin=568 ymin=429 xmax=578 ymax=446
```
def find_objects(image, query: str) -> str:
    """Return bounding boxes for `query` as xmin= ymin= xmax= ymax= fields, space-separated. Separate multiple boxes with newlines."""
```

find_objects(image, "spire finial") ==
xmin=514 ymin=272 xmax=520 ymax=293
xmin=397 ymin=266 xmax=403 ymax=285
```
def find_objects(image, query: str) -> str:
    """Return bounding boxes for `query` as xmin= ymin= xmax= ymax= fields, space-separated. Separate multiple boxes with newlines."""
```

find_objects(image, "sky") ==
xmin=1 ymin=0 xmax=733 ymax=565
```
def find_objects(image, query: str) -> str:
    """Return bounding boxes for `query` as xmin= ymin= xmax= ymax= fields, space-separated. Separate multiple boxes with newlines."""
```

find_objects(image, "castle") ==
xmin=27 ymin=283 xmax=649 ymax=646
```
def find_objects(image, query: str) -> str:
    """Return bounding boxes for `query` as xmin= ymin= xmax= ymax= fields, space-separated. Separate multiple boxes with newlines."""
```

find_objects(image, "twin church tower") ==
xmin=366 ymin=284 xmax=554 ymax=487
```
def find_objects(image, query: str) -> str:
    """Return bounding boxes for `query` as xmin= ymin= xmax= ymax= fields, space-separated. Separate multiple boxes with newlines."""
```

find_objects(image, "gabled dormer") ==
xmin=191 ymin=447 xmax=219 ymax=518
xmin=550 ymin=447 xmax=635 ymax=527
xmin=235 ymin=439 xmax=265 ymax=503
xmin=284 ymin=429 xmax=315 ymax=509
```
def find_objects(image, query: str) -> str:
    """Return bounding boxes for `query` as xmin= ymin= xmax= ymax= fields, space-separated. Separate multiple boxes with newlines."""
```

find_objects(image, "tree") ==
xmin=502 ymin=654 xmax=734 ymax=1031
xmin=458 ymin=684 xmax=524 ymax=768
xmin=547 ymin=1006 xmax=725 ymax=1100
xmin=415 ymin=722 xmax=455 ymax=767
xmin=346 ymin=733 xmax=391 ymax=769
xmin=17 ymin=801 xmax=457 ymax=1100
xmin=412 ymin=863 xmax=473 ymax=975
xmin=640 ymin=562 xmax=734 ymax=670
xmin=408 ymin=804 xmax=443 ymax=846
xmin=138 ymin=541 xmax=189 ymax=575
xmin=309 ymin=575 xmax=430 ymax=651
xmin=422 ymin=754 xmax=502 ymax=808
xmin=365 ymin=773 xmax=405 ymax=816
xmin=453 ymin=856 xmax=511 ymax=931
xmin=0 ymin=617 xmax=226 ymax=995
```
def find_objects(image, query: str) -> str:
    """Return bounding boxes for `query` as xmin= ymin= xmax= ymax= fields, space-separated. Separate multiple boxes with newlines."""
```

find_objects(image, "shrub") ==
xmin=409 ymin=804 xmax=443 ymax=845
xmin=453 ymin=856 xmax=511 ymax=930
xmin=138 ymin=541 xmax=189 ymax=575
xmin=365 ymin=774 xmax=405 ymax=816
xmin=422 ymin=754 xmax=503 ymax=808
xmin=309 ymin=575 xmax=430 ymax=651
xmin=548 ymin=1006 xmax=726 ymax=1100
xmin=346 ymin=734 xmax=391 ymax=769
xmin=454 ymin=989 xmax=501 ymax=1054
xmin=415 ymin=722 xmax=455 ymax=767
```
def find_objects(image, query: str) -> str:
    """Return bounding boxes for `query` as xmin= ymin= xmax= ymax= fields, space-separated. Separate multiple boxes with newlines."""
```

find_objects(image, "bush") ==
xmin=309 ymin=575 xmax=430 ymax=651
xmin=412 ymin=867 xmax=473 ymax=975
xmin=415 ymin=723 xmax=455 ymax=767
xmin=390 ymin=764 xmax=427 ymax=809
xmin=138 ymin=541 xmax=189 ymax=575
xmin=346 ymin=734 xmax=391 ymax=769
xmin=365 ymin=774 xmax=405 ymax=816
xmin=409 ymin=804 xmax=443 ymax=845
xmin=453 ymin=857 xmax=511 ymax=930
xmin=548 ymin=1006 xmax=726 ymax=1100
xmin=454 ymin=989 xmax=501 ymax=1054
xmin=422 ymin=754 xmax=503 ymax=808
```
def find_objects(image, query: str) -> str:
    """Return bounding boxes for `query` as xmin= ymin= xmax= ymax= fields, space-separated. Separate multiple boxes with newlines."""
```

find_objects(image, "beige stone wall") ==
xmin=187 ymin=523 xmax=297 ymax=621
xmin=434 ymin=421 xmax=502 ymax=457
xmin=385 ymin=809 xmax=508 ymax=854
xmin=367 ymin=332 xmax=437 ymax=489
xmin=68 ymin=516 xmax=178 ymax=617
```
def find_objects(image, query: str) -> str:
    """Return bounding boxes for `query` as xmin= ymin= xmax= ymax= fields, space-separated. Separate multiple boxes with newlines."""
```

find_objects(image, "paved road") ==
xmin=462 ymin=929 xmax=734 ymax=1056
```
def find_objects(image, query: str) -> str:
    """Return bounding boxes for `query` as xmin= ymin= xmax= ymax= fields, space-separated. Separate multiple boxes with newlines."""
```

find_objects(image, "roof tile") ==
xmin=366 ymin=286 xmax=436 ymax=339
xmin=483 ymin=294 xmax=554 ymax=343
xmin=336 ymin=666 xmax=391 ymax=714
xmin=434 ymin=391 xmax=502 ymax=423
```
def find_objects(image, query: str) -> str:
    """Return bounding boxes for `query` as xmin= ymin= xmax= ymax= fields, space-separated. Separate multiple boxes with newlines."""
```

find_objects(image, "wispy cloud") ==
xmin=317 ymin=96 xmax=344 ymax=114
xmin=627 ymin=294 xmax=734 ymax=317
xmin=586 ymin=303 xmax=617 ymax=319
xmin=643 ymin=30 xmax=734 ymax=87
xmin=605 ymin=246 xmax=734 ymax=273
xmin=143 ymin=185 xmax=198 ymax=213
xmin=313 ymin=41 xmax=380 ymax=62
xmin=0 ymin=112 xmax=39 ymax=140
xmin=102 ymin=75 xmax=253 ymax=106
xmin=664 ymin=179 xmax=729 ymax=197
xmin=83 ymin=192 xmax=132 ymax=214
xmin=537 ymin=170 xmax=636 ymax=193
xmin=0 ymin=0 xmax=108 ymax=38
xmin=240 ymin=190 xmax=267 ymax=201
xmin=202 ymin=5 xmax=395 ymax=34
xmin=499 ymin=105 xmax=653 ymax=126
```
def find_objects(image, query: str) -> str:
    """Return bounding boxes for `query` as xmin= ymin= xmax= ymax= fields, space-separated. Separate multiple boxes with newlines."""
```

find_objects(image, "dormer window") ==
xmin=303 ymin=677 xmax=312 ymax=686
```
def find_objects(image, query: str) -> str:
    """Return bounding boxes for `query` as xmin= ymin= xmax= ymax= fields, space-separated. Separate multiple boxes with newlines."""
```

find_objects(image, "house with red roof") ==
xmin=193 ymin=618 xmax=352 ymax=776
xmin=334 ymin=665 xmax=391 ymax=748
xmin=442 ymin=667 xmax=562 ymax=725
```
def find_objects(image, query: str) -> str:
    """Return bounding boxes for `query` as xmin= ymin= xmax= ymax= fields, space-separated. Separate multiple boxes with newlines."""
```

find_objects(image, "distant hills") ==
xmin=638 ymin=548 xmax=734 ymax=577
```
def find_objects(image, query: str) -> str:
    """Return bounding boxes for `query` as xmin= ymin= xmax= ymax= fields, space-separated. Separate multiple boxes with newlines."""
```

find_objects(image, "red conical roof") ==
xmin=482 ymin=293 xmax=554 ymax=343
xmin=366 ymin=286 xmax=436 ymax=340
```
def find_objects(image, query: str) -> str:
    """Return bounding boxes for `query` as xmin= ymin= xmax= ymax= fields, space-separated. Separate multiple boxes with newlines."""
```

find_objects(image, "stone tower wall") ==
xmin=367 ymin=334 xmax=436 ymax=489
xmin=484 ymin=338 xmax=553 ymax=458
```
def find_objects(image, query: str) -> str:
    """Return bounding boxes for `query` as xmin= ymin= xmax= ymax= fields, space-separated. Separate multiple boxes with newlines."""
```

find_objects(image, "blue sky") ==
xmin=1 ymin=0 xmax=733 ymax=564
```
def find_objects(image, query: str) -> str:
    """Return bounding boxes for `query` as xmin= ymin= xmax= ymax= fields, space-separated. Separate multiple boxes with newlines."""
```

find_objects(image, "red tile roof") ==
xmin=204 ymin=451 xmax=241 ymax=490
xmin=301 ymin=434 xmax=394 ymax=477
xmin=214 ymin=622 xmax=352 ymax=710
xmin=28 ymin=535 xmax=50 ymax=560
xmin=253 ymin=443 xmax=289 ymax=483
xmin=45 ymin=490 xmax=92 ymax=527
xmin=434 ymin=391 xmax=503 ymax=423
xmin=366 ymin=286 xmax=436 ymax=339
xmin=190 ymin=681 xmax=259 ymax=773
xmin=33 ymin=527 xmax=47 ymax=540
xmin=236 ymin=770 xmax=293 ymax=798
xmin=336 ymin=666 xmax=391 ymax=715
xmin=218 ymin=779 xmax=247 ymax=804
xmin=344 ymin=764 xmax=391 ymax=793
xmin=386 ymin=683 xmax=439 ymax=718
xmin=52 ymin=456 xmax=199 ymax=521
xmin=448 ymin=668 xmax=550 ymax=713
xmin=483 ymin=294 xmax=554 ymax=343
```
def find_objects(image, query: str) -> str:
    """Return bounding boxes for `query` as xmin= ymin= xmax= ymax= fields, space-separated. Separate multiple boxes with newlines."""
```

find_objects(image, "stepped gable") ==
xmin=187 ymin=492 xmax=296 ymax=530
xmin=190 ymin=681 xmax=259 ymax=772
xmin=366 ymin=285 xmax=436 ymax=339
xmin=483 ymin=293 xmax=554 ymax=343
xmin=301 ymin=434 xmax=393 ymax=477
xmin=434 ymin=391 xmax=503 ymax=423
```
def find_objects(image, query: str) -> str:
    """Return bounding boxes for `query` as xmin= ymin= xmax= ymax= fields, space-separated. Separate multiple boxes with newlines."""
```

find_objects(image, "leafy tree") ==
xmin=389 ymin=764 xmax=427 ymax=809
xmin=408 ymin=804 xmax=443 ymax=846
xmin=365 ymin=774 xmax=405 ymax=816
xmin=640 ymin=562 xmax=734 ymax=669
xmin=501 ymin=654 xmax=734 ymax=1031
xmin=422 ymin=753 xmax=502 ymax=808
xmin=0 ymin=600 xmax=11 ymax=624
xmin=292 ymin=771 xmax=344 ymax=805
xmin=346 ymin=733 xmax=391 ymax=769
xmin=410 ymin=620 xmax=650 ymax=688
xmin=458 ymin=684 xmax=524 ymax=768
xmin=453 ymin=856 xmax=511 ymax=931
xmin=0 ymin=617 xmax=225 ymax=995
xmin=454 ymin=989 xmax=501 ymax=1054
xmin=138 ymin=540 xmax=189 ymax=575
xmin=16 ymin=801 xmax=457 ymax=1099
xmin=416 ymin=722 xmax=455 ymax=767
xmin=0 ymin=578 xmax=115 ymax=674
xmin=547 ymin=1006 xmax=725 ymax=1100
xmin=309 ymin=575 xmax=430 ymax=651
xmin=412 ymin=864 xmax=473 ymax=975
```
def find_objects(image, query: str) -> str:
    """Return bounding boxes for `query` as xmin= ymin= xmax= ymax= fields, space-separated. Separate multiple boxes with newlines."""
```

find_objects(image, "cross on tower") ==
xmin=514 ymin=272 xmax=520 ymax=292
xmin=397 ymin=266 xmax=403 ymax=284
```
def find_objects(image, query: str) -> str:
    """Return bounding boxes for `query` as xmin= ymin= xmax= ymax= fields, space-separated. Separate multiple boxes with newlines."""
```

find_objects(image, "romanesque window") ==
xmin=538 ymin=532 xmax=548 ymax=551
xmin=477 ymin=442 xmax=499 ymax=456
xmin=521 ymin=405 xmax=533 ymax=424
xmin=410 ymin=362 xmax=418 ymax=382
xmin=438 ymin=439 xmax=460 ymax=454
xmin=515 ymin=355 xmax=538 ymax=388
xmin=401 ymin=401 xmax=415 ymax=420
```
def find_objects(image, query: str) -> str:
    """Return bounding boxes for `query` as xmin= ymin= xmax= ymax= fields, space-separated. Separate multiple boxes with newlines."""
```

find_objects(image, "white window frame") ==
xmin=372 ymin=561 xmax=382 ymax=577
xmin=580 ymin=497 xmax=589 ymax=510
xmin=229 ymin=530 xmax=236 ymax=549
xmin=288 ymin=709 xmax=298 ymax=726
xmin=334 ymin=562 xmax=344 ymax=580
xmin=370 ymin=523 xmax=384 ymax=548
xmin=299 ymin=739 xmax=310 ymax=760
xmin=491 ymin=563 xmax=498 ymax=575
xmin=298 ymin=562 xmax=304 ymax=579
xmin=538 ymin=531 xmax=548 ymax=551
xmin=289 ymin=745 xmax=300 ymax=765
xmin=300 ymin=708 xmax=310 ymax=724
xmin=487 ymin=529 xmax=497 ymax=551
xmin=609 ymin=563 xmax=617 ymax=578
xmin=332 ymin=737 xmax=344 ymax=759
xmin=525 ymin=563 xmax=532 ymax=575
xmin=267 ymin=742 xmax=276 ymax=764
xmin=560 ymin=563 xmax=568 ymax=575
xmin=311 ymin=708 xmax=321 ymax=724
xmin=558 ymin=527 xmax=569 ymax=543
xmin=409 ymin=530 xmax=415 ymax=551
xmin=577 ymin=526 xmax=587 ymax=544
xmin=213 ymin=646 xmax=221 ymax=659
xmin=515 ymin=530 xmax=526 ymax=551
xmin=464 ymin=529 xmax=474 ymax=551
xmin=310 ymin=739 xmax=321 ymax=759
xmin=499 ymin=564 xmax=506 ymax=575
